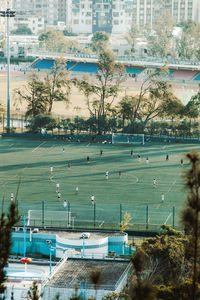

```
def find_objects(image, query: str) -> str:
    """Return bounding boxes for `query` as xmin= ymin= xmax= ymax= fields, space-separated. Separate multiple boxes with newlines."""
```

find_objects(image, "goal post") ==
xmin=27 ymin=210 xmax=71 ymax=227
xmin=112 ymin=133 xmax=144 ymax=145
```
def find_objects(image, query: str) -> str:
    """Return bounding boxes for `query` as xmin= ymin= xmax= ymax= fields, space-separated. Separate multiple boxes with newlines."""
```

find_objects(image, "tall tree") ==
xmin=91 ymin=31 xmax=110 ymax=53
xmin=182 ymin=150 xmax=200 ymax=300
xmin=0 ymin=201 xmax=19 ymax=296
xmin=146 ymin=12 xmax=174 ymax=58
xmin=15 ymin=58 xmax=71 ymax=116
xmin=38 ymin=30 xmax=68 ymax=53
xmin=176 ymin=20 xmax=200 ymax=60
xmin=125 ymin=23 xmax=138 ymax=55
xmin=43 ymin=58 xmax=71 ymax=113
xmin=119 ymin=68 xmax=182 ymax=132
xmin=15 ymin=73 xmax=48 ymax=117
xmin=128 ymin=249 xmax=157 ymax=300
xmin=74 ymin=49 xmax=125 ymax=134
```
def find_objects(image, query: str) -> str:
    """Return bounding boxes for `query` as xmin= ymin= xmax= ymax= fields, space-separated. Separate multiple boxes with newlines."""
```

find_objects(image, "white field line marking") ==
xmin=164 ymin=213 xmax=172 ymax=224
xmin=134 ymin=176 xmax=139 ymax=183
xmin=166 ymin=179 xmax=177 ymax=195
xmin=32 ymin=141 xmax=46 ymax=152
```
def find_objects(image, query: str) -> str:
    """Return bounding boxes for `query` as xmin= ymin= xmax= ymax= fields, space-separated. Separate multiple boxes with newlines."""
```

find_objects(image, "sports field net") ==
xmin=7 ymin=201 xmax=183 ymax=231
xmin=27 ymin=210 xmax=71 ymax=227
xmin=112 ymin=133 xmax=144 ymax=145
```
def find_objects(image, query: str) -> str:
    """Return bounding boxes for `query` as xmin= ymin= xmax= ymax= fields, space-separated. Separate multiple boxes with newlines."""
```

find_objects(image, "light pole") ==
xmin=0 ymin=8 xmax=15 ymax=133
xmin=46 ymin=240 xmax=54 ymax=276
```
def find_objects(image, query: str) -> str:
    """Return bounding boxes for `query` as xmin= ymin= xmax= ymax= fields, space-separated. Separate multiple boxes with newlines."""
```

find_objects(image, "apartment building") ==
xmin=71 ymin=0 xmax=200 ymax=34
xmin=71 ymin=0 xmax=134 ymax=34
xmin=132 ymin=0 xmax=200 ymax=28
xmin=12 ymin=14 xmax=45 ymax=34
xmin=12 ymin=0 xmax=58 ymax=25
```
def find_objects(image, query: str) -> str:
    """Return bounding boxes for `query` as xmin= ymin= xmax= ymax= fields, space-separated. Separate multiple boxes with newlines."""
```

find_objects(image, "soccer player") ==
xmin=11 ymin=193 xmax=14 ymax=201
xmin=75 ymin=186 xmax=79 ymax=195
xmin=131 ymin=150 xmax=133 ymax=157
xmin=153 ymin=178 xmax=157 ymax=188
xmin=100 ymin=149 xmax=103 ymax=156
xmin=146 ymin=156 xmax=149 ymax=164
xmin=105 ymin=171 xmax=109 ymax=180
xmin=57 ymin=192 xmax=61 ymax=201
xmin=62 ymin=147 xmax=65 ymax=152
xmin=56 ymin=183 xmax=60 ymax=192
xmin=50 ymin=167 xmax=53 ymax=175
xmin=161 ymin=193 xmax=164 ymax=202
xmin=138 ymin=154 xmax=141 ymax=162
xmin=63 ymin=200 xmax=67 ymax=208
xmin=68 ymin=161 xmax=71 ymax=170
xmin=119 ymin=170 xmax=122 ymax=178
xmin=91 ymin=195 xmax=95 ymax=204
xmin=181 ymin=159 xmax=183 ymax=167
xmin=166 ymin=154 xmax=169 ymax=161
xmin=87 ymin=156 xmax=90 ymax=163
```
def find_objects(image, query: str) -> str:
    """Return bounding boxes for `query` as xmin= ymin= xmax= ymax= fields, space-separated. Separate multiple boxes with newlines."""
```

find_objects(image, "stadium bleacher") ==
xmin=31 ymin=59 xmax=98 ymax=73
xmin=30 ymin=58 xmax=200 ymax=82
xmin=32 ymin=59 xmax=54 ymax=69
xmin=126 ymin=67 xmax=143 ymax=74
xmin=70 ymin=62 xmax=98 ymax=73
xmin=193 ymin=73 xmax=200 ymax=81
xmin=169 ymin=70 xmax=198 ymax=81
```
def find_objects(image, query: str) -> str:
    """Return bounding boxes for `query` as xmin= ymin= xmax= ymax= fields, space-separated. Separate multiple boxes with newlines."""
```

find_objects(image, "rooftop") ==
xmin=47 ymin=259 xmax=131 ymax=290
xmin=38 ymin=230 xmax=126 ymax=240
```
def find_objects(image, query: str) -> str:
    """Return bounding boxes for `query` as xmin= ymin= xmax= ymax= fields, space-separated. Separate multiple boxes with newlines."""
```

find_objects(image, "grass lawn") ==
xmin=0 ymin=136 xmax=198 ymax=230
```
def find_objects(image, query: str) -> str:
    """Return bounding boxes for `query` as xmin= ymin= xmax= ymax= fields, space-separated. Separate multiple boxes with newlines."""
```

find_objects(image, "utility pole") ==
xmin=0 ymin=7 xmax=15 ymax=132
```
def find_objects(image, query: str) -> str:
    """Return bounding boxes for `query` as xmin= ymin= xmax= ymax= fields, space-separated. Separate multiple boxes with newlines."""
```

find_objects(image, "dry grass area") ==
xmin=0 ymin=71 xmax=198 ymax=118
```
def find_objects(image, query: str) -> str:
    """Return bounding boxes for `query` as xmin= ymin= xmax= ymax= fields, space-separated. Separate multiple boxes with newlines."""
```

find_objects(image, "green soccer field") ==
xmin=0 ymin=137 xmax=199 ymax=230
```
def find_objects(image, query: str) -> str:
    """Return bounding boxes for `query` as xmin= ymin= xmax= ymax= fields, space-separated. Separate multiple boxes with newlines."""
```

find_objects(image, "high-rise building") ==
xmin=71 ymin=0 xmax=134 ymax=34
xmin=12 ymin=0 xmax=58 ymax=26
xmin=132 ymin=0 xmax=200 ymax=28
xmin=71 ymin=0 xmax=200 ymax=34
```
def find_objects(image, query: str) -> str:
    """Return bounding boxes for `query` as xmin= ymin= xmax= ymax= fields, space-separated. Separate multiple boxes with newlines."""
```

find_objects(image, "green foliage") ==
xmin=89 ymin=269 xmax=102 ymax=300
xmin=28 ymin=115 xmax=57 ymax=133
xmin=182 ymin=150 xmax=200 ymax=300
xmin=38 ymin=30 xmax=68 ymax=52
xmin=91 ymin=31 xmax=109 ymax=52
xmin=27 ymin=281 xmax=40 ymax=300
xmin=125 ymin=23 xmax=139 ymax=54
xmin=120 ymin=212 xmax=131 ymax=232
xmin=156 ymin=281 xmax=200 ymax=300
xmin=11 ymin=25 xmax=33 ymax=35
xmin=15 ymin=59 xmax=71 ymax=117
xmin=0 ymin=201 xmax=19 ymax=294
xmin=176 ymin=20 xmax=200 ymax=60
xmin=15 ymin=73 xmax=48 ymax=117
xmin=128 ymin=249 xmax=157 ymax=300
xmin=74 ymin=48 xmax=125 ymax=134
xmin=141 ymin=228 xmax=187 ymax=284
xmin=43 ymin=58 xmax=71 ymax=113
xmin=146 ymin=12 xmax=174 ymax=58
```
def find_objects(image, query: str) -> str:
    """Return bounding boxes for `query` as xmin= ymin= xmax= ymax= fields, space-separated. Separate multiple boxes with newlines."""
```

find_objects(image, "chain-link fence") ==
xmin=1 ymin=200 xmax=183 ymax=232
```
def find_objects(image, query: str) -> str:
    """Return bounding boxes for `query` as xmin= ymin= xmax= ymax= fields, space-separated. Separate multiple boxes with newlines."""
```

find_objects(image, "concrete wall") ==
xmin=11 ymin=231 xmax=128 ymax=258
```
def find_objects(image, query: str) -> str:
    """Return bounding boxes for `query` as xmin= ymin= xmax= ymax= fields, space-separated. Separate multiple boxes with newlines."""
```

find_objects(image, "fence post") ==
xmin=172 ymin=206 xmax=175 ymax=228
xmin=120 ymin=204 xmax=122 ymax=230
xmin=21 ymin=116 xmax=23 ymax=133
xmin=68 ymin=202 xmax=70 ymax=227
xmin=2 ymin=114 xmax=4 ymax=132
xmin=146 ymin=205 xmax=149 ymax=230
xmin=42 ymin=201 xmax=44 ymax=228
xmin=94 ymin=203 xmax=96 ymax=228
